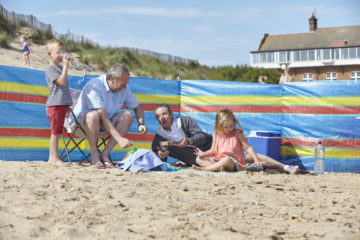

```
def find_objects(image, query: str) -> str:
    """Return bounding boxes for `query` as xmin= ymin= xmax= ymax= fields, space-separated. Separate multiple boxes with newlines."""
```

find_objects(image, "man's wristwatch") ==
xmin=138 ymin=123 xmax=145 ymax=128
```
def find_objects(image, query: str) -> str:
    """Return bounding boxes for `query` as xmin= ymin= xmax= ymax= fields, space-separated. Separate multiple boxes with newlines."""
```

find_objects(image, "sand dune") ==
xmin=0 ymin=36 xmax=104 ymax=76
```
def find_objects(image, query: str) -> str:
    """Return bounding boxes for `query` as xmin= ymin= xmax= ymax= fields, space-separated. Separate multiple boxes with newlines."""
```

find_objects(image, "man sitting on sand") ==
xmin=71 ymin=64 xmax=148 ymax=168
xmin=151 ymin=103 xmax=212 ymax=166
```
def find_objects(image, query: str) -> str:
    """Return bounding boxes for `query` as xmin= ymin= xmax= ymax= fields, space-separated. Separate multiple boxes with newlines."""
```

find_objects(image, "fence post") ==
xmin=11 ymin=11 xmax=15 ymax=26
xmin=66 ymin=29 xmax=70 ymax=41
xmin=30 ymin=14 xmax=34 ymax=28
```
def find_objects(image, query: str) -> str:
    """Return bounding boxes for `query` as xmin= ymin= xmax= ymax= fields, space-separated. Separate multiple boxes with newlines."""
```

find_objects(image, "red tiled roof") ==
xmin=258 ymin=25 xmax=360 ymax=51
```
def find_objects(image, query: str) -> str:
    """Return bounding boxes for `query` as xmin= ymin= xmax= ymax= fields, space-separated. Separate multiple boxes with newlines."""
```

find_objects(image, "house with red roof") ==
xmin=250 ymin=13 xmax=360 ymax=81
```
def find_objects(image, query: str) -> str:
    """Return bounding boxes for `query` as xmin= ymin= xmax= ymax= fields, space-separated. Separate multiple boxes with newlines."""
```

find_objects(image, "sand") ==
xmin=0 ymin=160 xmax=359 ymax=240
xmin=0 ymin=36 xmax=104 ymax=76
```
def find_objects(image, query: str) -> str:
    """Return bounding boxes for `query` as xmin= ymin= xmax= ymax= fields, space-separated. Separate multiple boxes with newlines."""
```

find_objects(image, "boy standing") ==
xmin=45 ymin=39 xmax=72 ymax=166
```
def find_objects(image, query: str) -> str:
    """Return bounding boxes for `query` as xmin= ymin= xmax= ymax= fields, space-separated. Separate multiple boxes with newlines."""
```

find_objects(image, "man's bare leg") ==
xmin=83 ymin=110 xmax=101 ymax=165
xmin=100 ymin=111 xmax=134 ymax=162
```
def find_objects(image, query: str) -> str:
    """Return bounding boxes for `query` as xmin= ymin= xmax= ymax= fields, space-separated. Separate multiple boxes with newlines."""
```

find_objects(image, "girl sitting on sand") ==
xmin=192 ymin=108 xmax=299 ymax=174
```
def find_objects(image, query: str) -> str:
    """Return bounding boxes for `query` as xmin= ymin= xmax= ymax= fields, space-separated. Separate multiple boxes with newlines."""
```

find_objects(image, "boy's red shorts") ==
xmin=46 ymin=105 xmax=67 ymax=134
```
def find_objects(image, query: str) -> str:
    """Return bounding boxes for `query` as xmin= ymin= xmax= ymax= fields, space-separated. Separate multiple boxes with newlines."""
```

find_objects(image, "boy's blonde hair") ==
xmin=46 ymin=38 xmax=64 ymax=53
xmin=214 ymin=108 xmax=242 ymax=135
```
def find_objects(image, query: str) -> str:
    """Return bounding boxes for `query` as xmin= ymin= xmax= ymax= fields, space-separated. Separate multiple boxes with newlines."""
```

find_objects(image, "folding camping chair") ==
xmin=60 ymin=89 xmax=110 ymax=164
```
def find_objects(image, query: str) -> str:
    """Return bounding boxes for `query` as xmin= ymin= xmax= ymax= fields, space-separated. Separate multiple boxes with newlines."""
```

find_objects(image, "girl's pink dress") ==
xmin=213 ymin=129 xmax=246 ymax=170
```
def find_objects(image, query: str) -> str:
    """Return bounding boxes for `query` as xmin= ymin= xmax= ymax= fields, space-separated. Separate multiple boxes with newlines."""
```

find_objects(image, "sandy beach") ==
xmin=0 ymin=160 xmax=359 ymax=240
xmin=0 ymin=35 xmax=104 ymax=77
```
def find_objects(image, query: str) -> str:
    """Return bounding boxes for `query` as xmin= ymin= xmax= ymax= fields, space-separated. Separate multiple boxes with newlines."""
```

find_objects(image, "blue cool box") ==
xmin=247 ymin=131 xmax=281 ymax=161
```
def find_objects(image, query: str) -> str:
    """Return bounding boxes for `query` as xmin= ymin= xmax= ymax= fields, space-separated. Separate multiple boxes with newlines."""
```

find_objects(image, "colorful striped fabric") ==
xmin=179 ymin=80 xmax=360 ymax=172
xmin=0 ymin=65 xmax=359 ymax=172
xmin=280 ymin=82 xmax=360 ymax=172
xmin=0 ymin=65 xmax=180 ymax=162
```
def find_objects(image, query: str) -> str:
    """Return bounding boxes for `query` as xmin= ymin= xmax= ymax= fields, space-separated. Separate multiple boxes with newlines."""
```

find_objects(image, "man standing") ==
xmin=152 ymin=104 xmax=212 ymax=166
xmin=279 ymin=68 xmax=295 ymax=84
xmin=72 ymin=64 xmax=148 ymax=168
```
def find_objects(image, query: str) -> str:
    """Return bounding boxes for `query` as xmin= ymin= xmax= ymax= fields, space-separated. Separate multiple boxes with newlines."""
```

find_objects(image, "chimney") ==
xmin=309 ymin=12 xmax=317 ymax=32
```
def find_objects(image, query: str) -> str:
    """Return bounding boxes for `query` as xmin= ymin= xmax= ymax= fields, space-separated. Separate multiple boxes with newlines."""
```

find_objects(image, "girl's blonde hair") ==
xmin=214 ymin=108 xmax=241 ymax=135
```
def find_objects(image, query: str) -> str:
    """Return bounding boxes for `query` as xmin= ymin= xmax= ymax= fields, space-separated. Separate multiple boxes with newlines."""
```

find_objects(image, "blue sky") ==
xmin=1 ymin=0 xmax=359 ymax=66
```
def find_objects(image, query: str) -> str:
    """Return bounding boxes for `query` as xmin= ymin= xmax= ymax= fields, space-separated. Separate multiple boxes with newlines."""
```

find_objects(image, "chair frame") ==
xmin=60 ymin=111 xmax=110 ymax=164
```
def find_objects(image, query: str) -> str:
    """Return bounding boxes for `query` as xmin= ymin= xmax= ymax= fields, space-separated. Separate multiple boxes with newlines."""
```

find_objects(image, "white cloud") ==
xmin=219 ymin=7 xmax=262 ymax=22
xmin=99 ymin=35 xmax=250 ymax=66
xmin=212 ymin=37 xmax=247 ymax=46
xmin=38 ymin=6 xmax=220 ymax=18
xmin=113 ymin=7 xmax=220 ymax=18
xmin=233 ymin=40 xmax=247 ymax=46
xmin=102 ymin=37 xmax=194 ymax=55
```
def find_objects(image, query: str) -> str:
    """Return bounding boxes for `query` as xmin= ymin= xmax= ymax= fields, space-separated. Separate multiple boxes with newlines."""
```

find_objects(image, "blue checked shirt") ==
xmin=72 ymin=75 xmax=139 ymax=124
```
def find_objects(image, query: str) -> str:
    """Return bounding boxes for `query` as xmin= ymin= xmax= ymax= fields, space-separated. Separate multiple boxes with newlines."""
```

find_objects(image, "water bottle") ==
xmin=314 ymin=141 xmax=325 ymax=175
xmin=59 ymin=51 xmax=71 ymax=59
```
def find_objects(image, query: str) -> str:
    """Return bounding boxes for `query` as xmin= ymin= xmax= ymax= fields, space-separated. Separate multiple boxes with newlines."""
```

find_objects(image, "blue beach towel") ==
xmin=117 ymin=149 xmax=181 ymax=172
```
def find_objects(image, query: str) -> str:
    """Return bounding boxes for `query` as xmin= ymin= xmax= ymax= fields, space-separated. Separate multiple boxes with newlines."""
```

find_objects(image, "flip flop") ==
xmin=100 ymin=155 xmax=115 ymax=168
xmin=103 ymin=160 xmax=115 ymax=168
xmin=92 ymin=161 xmax=105 ymax=169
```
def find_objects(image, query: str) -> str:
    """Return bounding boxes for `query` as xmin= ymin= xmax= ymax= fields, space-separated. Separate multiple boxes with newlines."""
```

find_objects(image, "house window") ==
xmin=303 ymin=73 xmax=313 ymax=81
xmin=267 ymin=52 xmax=274 ymax=63
xmin=341 ymin=48 xmax=348 ymax=59
xmin=300 ymin=50 xmax=308 ymax=61
xmin=350 ymin=71 xmax=360 ymax=80
xmin=326 ymin=72 xmax=337 ymax=81
xmin=309 ymin=50 xmax=315 ymax=61
xmin=287 ymin=51 xmax=291 ymax=62
xmin=332 ymin=49 xmax=340 ymax=60
xmin=260 ymin=52 xmax=267 ymax=63
xmin=316 ymin=50 xmax=321 ymax=60
xmin=252 ymin=53 xmax=259 ymax=64
xmin=323 ymin=49 xmax=331 ymax=60
xmin=294 ymin=51 xmax=300 ymax=61
xmin=279 ymin=51 xmax=287 ymax=62
xmin=357 ymin=47 xmax=360 ymax=58
xmin=349 ymin=48 xmax=356 ymax=58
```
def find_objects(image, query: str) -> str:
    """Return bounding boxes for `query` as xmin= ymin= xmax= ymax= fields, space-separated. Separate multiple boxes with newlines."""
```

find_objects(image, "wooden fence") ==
xmin=0 ymin=4 xmax=198 ymax=65
xmin=120 ymin=47 xmax=198 ymax=65
xmin=0 ymin=4 xmax=51 ymax=33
